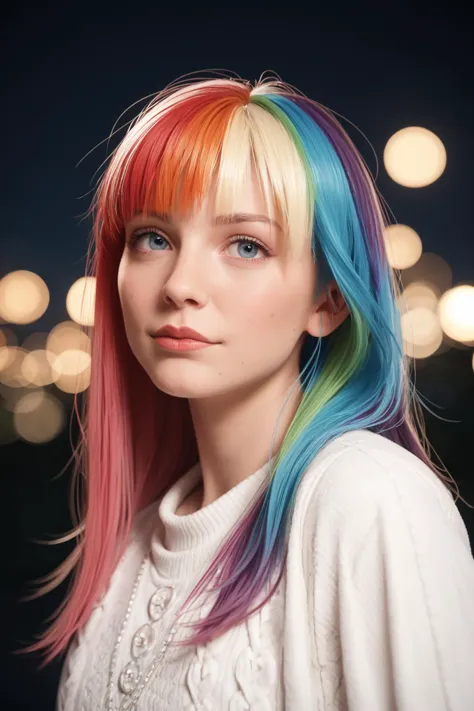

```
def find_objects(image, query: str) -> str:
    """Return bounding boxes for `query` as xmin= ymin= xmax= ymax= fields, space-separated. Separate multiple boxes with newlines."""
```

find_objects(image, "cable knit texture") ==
xmin=56 ymin=430 xmax=474 ymax=710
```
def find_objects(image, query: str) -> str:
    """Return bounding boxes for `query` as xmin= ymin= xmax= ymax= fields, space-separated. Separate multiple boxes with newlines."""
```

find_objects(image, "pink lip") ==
xmin=154 ymin=336 xmax=214 ymax=352
xmin=152 ymin=325 xmax=212 ymax=342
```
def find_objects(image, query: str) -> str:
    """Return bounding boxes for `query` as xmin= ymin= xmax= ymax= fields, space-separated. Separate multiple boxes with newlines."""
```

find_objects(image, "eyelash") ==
xmin=128 ymin=228 xmax=271 ymax=261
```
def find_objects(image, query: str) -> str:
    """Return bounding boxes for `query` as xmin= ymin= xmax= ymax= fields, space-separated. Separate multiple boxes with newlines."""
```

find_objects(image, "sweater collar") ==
xmin=149 ymin=457 xmax=273 ymax=580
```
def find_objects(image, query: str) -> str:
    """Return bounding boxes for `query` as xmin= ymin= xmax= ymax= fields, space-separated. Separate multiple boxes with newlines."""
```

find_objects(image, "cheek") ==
xmin=237 ymin=264 xmax=314 ymax=332
xmin=117 ymin=281 xmax=151 ymax=351
xmin=237 ymin=295 xmax=300 ymax=341
xmin=118 ymin=268 xmax=149 ymax=317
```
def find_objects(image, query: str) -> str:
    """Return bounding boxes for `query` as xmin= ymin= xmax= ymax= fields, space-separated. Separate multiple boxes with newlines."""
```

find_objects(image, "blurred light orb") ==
xmin=0 ymin=383 xmax=42 ymax=412
xmin=52 ymin=349 xmax=91 ymax=377
xmin=438 ymin=285 xmax=474 ymax=342
xmin=401 ymin=306 xmax=443 ymax=347
xmin=21 ymin=349 xmax=57 ymax=386
xmin=0 ymin=345 xmax=15 ymax=372
xmin=66 ymin=277 xmax=96 ymax=327
xmin=0 ymin=270 xmax=50 ymax=324
xmin=384 ymin=224 xmax=422 ymax=269
xmin=384 ymin=127 xmax=447 ymax=187
xmin=54 ymin=366 xmax=91 ymax=394
xmin=397 ymin=281 xmax=439 ymax=315
xmin=0 ymin=347 xmax=30 ymax=387
xmin=403 ymin=332 xmax=443 ymax=359
xmin=400 ymin=252 xmax=452 ymax=295
xmin=46 ymin=321 xmax=91 ymax=358
xmin=13 ymin=390 xmax=65 ymax=444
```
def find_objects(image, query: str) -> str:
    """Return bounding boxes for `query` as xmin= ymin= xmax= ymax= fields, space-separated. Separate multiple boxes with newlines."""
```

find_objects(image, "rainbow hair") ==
xmin=16 ymin=72 xmax=463 ymax=666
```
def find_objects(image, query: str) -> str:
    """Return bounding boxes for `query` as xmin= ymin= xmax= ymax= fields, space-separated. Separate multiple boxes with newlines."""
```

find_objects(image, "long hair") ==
xmin=15 ymin=71 xmax=465 ymax=667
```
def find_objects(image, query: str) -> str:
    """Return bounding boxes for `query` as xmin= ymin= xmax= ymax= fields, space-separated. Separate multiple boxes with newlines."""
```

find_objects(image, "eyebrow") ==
xmin=134 ymin=210 xmax=283 ymax=231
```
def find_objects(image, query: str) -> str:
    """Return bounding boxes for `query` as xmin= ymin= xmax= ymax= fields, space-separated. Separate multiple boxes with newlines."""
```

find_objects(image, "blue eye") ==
xmin=235 ymin=242 xmax=260 ymax=258
xmin=129 ymin=229 xmax=270 ymax=261
xmin=130 ymin=231 xmax=167 ymax=250
xmin=227 ymin=235 xmax=269 ymax=260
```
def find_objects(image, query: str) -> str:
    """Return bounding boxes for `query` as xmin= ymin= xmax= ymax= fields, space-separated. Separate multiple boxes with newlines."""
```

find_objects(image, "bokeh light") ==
xmin=21 ymin=349 xmax=57 ymax=387
xmin=397 ymin=281 xmax=440 ymax=315
xmin=384 ymin=127 xmax=447 ymax=187
xmin=0 ymin=270 xmax=50 ymax=324
xmin=13 ymin=390 xmax=65 ymax=444
xmin=0 ymin=347 xmax=31 ymax=387
xmin=401 ymin=305 xmax=444 ymax=357
xmin=43 ymin=321 xmax=92 ymax=393
xmin=66 ymin=276 xmax=96 ymax=327
xmin=53 ymin=365 xmax=91 ymax=394
xmin=52 ymin=348 xmax=91 ymax=379
xmin=400 ymin=252 xmax=452 ymax=295
xmin=0 ymin=382 xmax=36 ymax=412
xmin=46 ymin=321 xmax=91 ymax=357
xmin=384 ymin=224 xmax=423 ymax=269
xmin=438 ymin=285 xmax=474 ymax=342
xmin=403 ymin=335 xmax=444 ymax=359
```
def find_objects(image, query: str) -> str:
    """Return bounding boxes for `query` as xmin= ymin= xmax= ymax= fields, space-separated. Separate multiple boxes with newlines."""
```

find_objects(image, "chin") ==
xmin=148 ymin=371 xmax=211 ymax=399
xmin=157 ymin=386 xmax=191 ymax=399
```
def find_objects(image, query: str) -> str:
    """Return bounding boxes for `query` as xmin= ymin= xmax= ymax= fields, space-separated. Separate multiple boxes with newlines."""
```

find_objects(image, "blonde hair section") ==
xmin=212 ymin=100 xmax=314 ymax=263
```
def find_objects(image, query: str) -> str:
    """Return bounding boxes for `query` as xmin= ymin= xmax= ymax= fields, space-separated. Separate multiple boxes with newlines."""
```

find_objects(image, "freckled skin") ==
xmin=118 ymin=174 xmax=320 ymax=402
xmin=117 ymin=169 xmax=348 ymax=507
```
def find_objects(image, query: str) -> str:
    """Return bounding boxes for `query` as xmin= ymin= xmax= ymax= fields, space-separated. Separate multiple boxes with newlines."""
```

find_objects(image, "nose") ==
xmin=160 ymin=253 xmax=209 ymax=308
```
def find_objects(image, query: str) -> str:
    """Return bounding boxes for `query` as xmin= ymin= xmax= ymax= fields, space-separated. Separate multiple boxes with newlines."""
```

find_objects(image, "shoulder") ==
xmin=303 ymin=428 xmax=455 ymax=508
xmin=298 ymin=435 xmax=474 ymax=710
xmin=297 ymin=429 xmax=469 ymax=553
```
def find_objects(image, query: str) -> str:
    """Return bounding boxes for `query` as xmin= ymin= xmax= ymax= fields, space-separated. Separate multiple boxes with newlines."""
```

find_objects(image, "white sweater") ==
xmin=56 ymin=429 xmax=474 ymax=710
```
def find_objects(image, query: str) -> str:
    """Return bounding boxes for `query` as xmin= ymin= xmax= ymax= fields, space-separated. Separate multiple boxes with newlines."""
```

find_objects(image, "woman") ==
xmin=18 ymin=72 xmax=474 ymax=710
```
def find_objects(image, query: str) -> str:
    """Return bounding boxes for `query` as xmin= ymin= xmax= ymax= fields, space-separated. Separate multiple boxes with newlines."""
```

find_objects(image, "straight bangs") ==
xmin=93 ymin=82 xmax=313 ymax=262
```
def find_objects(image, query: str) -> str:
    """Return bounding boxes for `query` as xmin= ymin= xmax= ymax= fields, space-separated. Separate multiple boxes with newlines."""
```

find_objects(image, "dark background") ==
xmin=1 ymin=3 xmax=473 ymax=709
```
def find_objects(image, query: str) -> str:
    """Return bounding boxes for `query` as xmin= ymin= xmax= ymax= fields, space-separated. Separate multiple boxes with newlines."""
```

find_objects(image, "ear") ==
xmin=306 ymin=280 xmax=350 ymax=338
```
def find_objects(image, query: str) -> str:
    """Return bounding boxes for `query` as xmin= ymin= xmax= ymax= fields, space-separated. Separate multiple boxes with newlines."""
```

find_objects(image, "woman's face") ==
xmin=118 ymin=171 xmax=319 ymax=403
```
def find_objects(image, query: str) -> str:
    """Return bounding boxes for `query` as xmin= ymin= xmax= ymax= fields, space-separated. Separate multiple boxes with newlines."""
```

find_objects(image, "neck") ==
xmin=175 ymin=481 xmax=204 ymax=516
xmin=187 ymin=368 xmax=302 ymax=509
